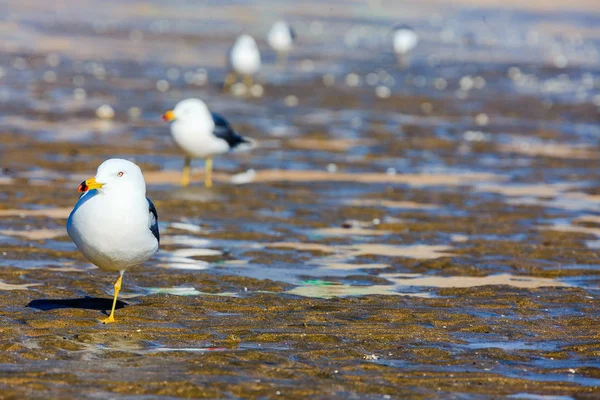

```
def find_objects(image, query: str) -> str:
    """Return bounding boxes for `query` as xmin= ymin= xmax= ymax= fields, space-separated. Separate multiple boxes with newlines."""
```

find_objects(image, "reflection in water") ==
xmin=289 ymin=138 xmax=377 ymax=152
xmin=269 ymin=242 xmax=454 ymax=260
xmin=314 ymin=226 xmax=391 ymax=236
xmin=144 ymin=287 xmax=239 ymax=297
xmin=0 ymin=228 xmax=66 ymax=240
xmin=0 ymin=208 xmax=71 ymax=219
xmin=499 ymin=137 xmax=595 ymax=160
xmin=148 ymin=347 xmax=228 ymax=353
xmin=475 ymin=182 xmax=578 ymax=198
xmin=541 ymin=216 xmax=600 ymax=242
xmin=346 ymin=199 xmax=438 ymax=210
xmin=290 ymin=273 xmax=570 ymax=299
xmin=319 ymin=263 xmax=390 ymax=270
xmin=287 ymin=282 xmax=431 ymax=298
xmin=158 ymin=235 xmax=221 ymax=270
xmin=231 ymin=169 xmax=505 ymax=186
xmin=0 ymin=280 xmax=41 ymax=290
xmin=381 ymin=273 xmax=571 ymax=289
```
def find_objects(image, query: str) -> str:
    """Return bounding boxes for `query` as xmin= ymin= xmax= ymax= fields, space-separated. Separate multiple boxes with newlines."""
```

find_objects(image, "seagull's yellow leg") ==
xmin=204 ymin=157 xmax=213 ymax=188
xmin=223 ymin=72 xmax=237 ymax=92
xmin=101 ymin=273 xmax=123 ymax=324
xmin=243 ymin=74 xmax=253 ymax=89
xmin=181 ymin=157 xmax=191 ymax=187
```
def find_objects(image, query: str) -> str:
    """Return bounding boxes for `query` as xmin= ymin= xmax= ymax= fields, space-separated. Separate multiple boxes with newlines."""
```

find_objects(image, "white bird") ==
xmin=67 ymin=159 xmax=159 ymax=324
xmin=162 ymin=98 xmax=256 ymax=188
xmin=267 ymin=21 xmax=296 ymax=65
xmin=224 ymin=34 xmax=261 ymax=91
xmin=392 ymin=24 xmax=418 ymax=65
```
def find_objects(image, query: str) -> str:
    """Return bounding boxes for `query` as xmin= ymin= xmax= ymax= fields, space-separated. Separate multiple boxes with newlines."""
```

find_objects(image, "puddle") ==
xmin=345 ymin=199 xmax=439 ymax=210
xmin=289 ymin=138 xmax=377 ymax=152
xmin=0 ymin=228 xmax=66 ymax=240
xmin=143 ymin=287 xmax=239 ymax=297
xmin=498 ymin=137 xmax=596 ymax=160
xmin=313 ymin=226 xmax=392 ymax=236
xmin=288 ymin=273 xmax=569 ymax=299
xmin=232 ymin=169 xmax=506 ymax=186
xmin=463 ymin=341 xmax=559 ymax=351
xmin=317 ymin=263 xmax=390 ymax=270
xmin=382 ymin=273 xmax=571 ymax=289
xmin=0 ymin=281 xmax=41 ymax=290
xmin=287 ymin=282 xmax=432 ymax=298
xmin=269 ymin=242 xmax=455 ymax=260
xmin=508 ymin=394 xmax=574 ymax=400
xmin=0 ymin=208 xmax=71 ymax=219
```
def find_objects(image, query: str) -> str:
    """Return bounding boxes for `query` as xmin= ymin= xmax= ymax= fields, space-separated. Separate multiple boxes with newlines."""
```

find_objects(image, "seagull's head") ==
xmin=78 ymin=159 xmax=146 ymax=195
xmin=162 ymin=98 xmax=210 ymax=123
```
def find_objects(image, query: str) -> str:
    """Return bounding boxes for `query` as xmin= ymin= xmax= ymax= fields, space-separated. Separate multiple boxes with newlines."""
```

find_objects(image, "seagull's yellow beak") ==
xmin=162 ymin=110 xmax=175 ymax=122
xmin=78 ymin=177 xmax=104 ymax=193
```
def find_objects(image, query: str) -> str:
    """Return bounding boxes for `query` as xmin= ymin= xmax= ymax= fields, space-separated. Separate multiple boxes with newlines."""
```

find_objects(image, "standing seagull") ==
xmin=162 ymin=98 xmax=256 ymax=188
xmin=392 ymin=24 xmax=419 ymax=66
xmin=224 ymin=34 xmax=261 ymax=92
xmin=67 ymin=159 xmax=159 ymax=324
xmin=267 ymin=21 xmax=296 ymax=65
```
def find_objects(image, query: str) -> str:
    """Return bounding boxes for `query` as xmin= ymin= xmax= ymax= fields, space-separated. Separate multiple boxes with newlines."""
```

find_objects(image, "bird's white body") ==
xmin=230 ymin=34 xmax=261 ymax=76
xmin=67 ymin=159 xmax=158 ymax=272
xmin=393 ymin=28 xmax=419 ymax=55
xmin=169 ymin=99 xmax=231 ymax=159
xmin=268 ymin=21 xmax=294 ymax=53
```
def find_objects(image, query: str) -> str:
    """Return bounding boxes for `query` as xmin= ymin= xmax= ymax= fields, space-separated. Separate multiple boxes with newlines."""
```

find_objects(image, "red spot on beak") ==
xmin=78 ymin=181 xmax=88 ymax=193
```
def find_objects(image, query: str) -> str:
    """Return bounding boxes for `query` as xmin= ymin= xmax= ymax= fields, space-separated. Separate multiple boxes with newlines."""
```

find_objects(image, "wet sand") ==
xmin=0 ymin=0 xmax=600 ymax=398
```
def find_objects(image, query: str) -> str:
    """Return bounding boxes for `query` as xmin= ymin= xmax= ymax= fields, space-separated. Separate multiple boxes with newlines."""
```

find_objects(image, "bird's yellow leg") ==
xmin=181 ymin=157 xmax=191 ymax=187
xmin=101 ymin=273 xmax=123 ymax=324
xmin=204 ymin=157 xmax=213 ymax=188
xmin=223 ymin=72 xmax=237 ymax=91
xmin=243 ymin=74 xmax=253 ymax=89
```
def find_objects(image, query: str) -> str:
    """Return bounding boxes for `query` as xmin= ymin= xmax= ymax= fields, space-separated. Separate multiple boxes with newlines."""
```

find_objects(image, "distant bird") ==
xmin=267 ymin=21 xmax=296 ymax=65
xmin=162 ymin=98 xmax=256 ymax=188
xmin=67 ymin=159 xmax=159 ymax=324
xmin=392 ymin=24 xmax=418 ymax=66
xmin=224 ymin=34 xmax=261 ymax=91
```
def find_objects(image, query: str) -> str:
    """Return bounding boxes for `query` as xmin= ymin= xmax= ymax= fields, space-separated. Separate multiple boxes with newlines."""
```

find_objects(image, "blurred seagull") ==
xmin=267 ymin=21 xmax=296 ymax=65
xmin=162 ymin=98 xmax=256 ymax=188
xmin=392 ymin=24 xmax=418 ymax=66
xmin=224 ymin=34 xmax=261 ymax=91
xmin=67 ymin=159 xmax=159 ymax=324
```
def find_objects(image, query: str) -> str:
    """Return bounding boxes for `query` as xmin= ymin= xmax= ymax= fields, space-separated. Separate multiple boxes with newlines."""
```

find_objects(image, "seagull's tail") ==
xmin=232 ymin=136 xmax=257 ymax=152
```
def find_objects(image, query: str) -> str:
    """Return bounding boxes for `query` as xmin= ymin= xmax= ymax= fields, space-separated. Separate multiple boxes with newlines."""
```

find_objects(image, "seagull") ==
xmin=224 ymin=34 xmax=261 ymax=91
xmin=392 ymin=24 xmax=418 ymax=66
xmin=67 ymin=159 xmax=159 ymax=324
xmin=162 ymin=98 xmax=256 ymax=188
xmin=267 ymin=21 xmax=296 ymax=65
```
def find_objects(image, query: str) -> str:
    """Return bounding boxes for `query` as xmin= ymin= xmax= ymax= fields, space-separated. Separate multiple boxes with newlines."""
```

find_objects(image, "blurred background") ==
xmin=1 ymin=0 xmax=600 ymax=398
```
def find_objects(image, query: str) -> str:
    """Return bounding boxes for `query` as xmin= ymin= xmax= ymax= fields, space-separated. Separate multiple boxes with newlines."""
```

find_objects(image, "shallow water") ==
xmin=0 ymin=0 xmax=600 ymax=398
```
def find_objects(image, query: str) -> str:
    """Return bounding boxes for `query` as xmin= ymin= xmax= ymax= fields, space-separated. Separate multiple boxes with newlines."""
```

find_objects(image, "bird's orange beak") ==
xmin=78 ymin=177 xmax=104 ymax=193
xmin=162 ymin=110 xmax=175 ymax=122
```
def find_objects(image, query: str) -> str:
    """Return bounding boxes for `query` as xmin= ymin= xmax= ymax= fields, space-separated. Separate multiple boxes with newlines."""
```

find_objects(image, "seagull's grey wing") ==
xmin=147 ymin=198 xmax=160 ymax=244
xmin=211 ymin=112 xmax=249 ymax=150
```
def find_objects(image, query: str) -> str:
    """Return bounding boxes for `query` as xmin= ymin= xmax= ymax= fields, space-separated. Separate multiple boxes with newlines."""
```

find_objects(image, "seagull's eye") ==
xmin=117 ymin=171 xmax=124 ymax=177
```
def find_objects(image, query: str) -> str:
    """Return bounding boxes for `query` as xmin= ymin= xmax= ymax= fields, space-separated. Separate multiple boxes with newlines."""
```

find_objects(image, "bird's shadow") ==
xmin=27 ymin=297 xmax=127 ymax=313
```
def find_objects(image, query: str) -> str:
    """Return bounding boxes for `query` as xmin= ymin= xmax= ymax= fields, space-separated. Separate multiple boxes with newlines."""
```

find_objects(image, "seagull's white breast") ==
xmin=268 ymin=25 xmax=293 ymax=52
xmin=170 ymin=118 xmax=230 ymax=158
xmin=231 ymin=43 xmax=261 ymax=76
xmin=393 ymin=29 xmax=418 ymax=55
xmin=67 ymin=191 xmax=158 ymax=271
